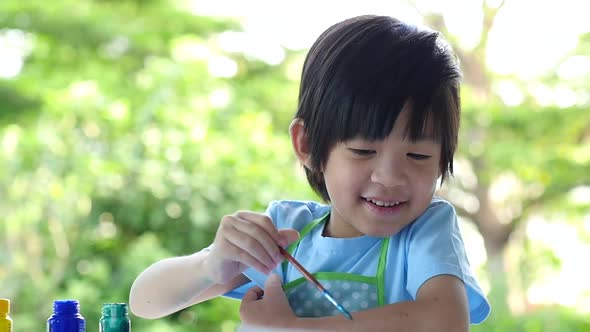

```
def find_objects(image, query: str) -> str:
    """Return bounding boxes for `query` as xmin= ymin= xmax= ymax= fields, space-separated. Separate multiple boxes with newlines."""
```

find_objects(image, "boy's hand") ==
xmin=204 ymin=211 xmax=299 ymax=284
xmin=240 ymin=274 xmax=298 ymax=328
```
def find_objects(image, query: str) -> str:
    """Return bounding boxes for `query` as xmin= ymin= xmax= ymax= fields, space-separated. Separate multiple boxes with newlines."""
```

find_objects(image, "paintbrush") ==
xmin=278 ymin=246 xmax=353 ymax=320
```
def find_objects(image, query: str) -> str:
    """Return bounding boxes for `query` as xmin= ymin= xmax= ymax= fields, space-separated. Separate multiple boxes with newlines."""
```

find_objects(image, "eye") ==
xmin=349 ymin=148 xmax=376 ymax=156
xmin=407 ymin=153 xmax=431 ymax=160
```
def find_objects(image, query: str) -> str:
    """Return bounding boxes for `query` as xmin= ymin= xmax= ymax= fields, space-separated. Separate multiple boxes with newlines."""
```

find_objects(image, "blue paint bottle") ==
xmin=47 ymin=300 xmax=86 ymax=332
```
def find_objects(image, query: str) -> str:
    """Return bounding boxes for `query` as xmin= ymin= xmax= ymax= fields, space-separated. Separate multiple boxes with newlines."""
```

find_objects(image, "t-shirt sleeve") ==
xmin=405 ymin=201 xmax=491 ymax=324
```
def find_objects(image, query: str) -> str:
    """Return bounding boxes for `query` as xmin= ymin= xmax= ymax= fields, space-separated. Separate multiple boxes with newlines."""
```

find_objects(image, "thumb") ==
xmin=242 ymin=286 xmax=264 ymax=303
xmin=263 ymin=273 xmax=284 ymax=298
xmin=278 ymin=229 xmax=299 ymax=246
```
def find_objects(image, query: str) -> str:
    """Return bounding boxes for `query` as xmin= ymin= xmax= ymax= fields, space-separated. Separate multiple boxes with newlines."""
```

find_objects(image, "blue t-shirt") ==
xmin=224 ymin=198 xmax=491 ymax=324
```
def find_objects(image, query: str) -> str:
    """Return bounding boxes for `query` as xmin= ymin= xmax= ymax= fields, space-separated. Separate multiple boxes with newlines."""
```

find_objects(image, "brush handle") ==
xmin=278 ymin=247 xmax=325 ymax=291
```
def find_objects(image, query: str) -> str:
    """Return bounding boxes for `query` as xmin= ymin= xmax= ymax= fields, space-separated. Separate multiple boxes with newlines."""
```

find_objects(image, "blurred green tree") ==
xmin=418 ymin=0 xmax=590 ymax=322
xmin=0 ymin=0 xmax=308 ymax=330
xmin=1 ymin=0 xmax=589 ymax=331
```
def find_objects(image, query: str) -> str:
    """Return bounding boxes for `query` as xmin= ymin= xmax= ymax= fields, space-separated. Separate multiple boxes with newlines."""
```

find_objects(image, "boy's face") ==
xmin=322 ymin=106 xmax=441 ymax=238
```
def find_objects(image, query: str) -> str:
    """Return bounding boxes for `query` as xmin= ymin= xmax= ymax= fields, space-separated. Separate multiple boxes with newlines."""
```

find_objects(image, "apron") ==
xmin=282 ymin=212 xmax=390 ymax=317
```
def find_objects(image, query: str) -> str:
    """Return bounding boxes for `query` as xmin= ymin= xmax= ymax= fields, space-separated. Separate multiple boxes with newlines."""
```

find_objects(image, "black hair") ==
xmin=295 ymin=15 xmax=461 ymax=202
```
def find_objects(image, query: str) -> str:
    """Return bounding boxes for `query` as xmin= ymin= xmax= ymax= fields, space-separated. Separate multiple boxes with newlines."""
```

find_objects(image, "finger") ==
xmin=242 ymin=286 xmax=264 ymax=303
xmin=221 ymin=240 xmax=272 ymax=274
xmin=262 ymin=274 xmax=285 ymax=300
xmin=235 ymin=211 xmax=284 ymax=245
xmin=220 ymin=215 xmax=277 ymax=269
xmin=231 ymin=216 xmax=284 ymax=265
xmin=278 ymin=229 xmax=300 ymax=246
xmin=223 ymin=222 xmax=278 ymax=271
xmin=240 ymin=286 xmax=264 ymax=321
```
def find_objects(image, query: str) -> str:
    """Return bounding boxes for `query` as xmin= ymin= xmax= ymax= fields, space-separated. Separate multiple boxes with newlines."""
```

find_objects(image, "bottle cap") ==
xmin=0 ymin=299 xmax=9 ymax=314
xmin=102 ymin=303 xmax=128 ymax=318
xmin=53 ymin=299 xmax=80 ymax=315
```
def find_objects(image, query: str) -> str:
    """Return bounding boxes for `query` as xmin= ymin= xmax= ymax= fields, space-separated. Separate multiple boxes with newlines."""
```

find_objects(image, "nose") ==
xmin=370 ymin=156 xmax=407 ymax=187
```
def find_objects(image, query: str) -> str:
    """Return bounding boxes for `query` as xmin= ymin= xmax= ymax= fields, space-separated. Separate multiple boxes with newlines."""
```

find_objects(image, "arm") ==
xmin=129 ymin=250 xmax=250 ymax=319
xmin=129 ymin=210 xmax=299 ymax=319
xmin=240 ymin=274 xmax=469 ymax=332
xmin=299 ymin=274 xmax=469 ymax=331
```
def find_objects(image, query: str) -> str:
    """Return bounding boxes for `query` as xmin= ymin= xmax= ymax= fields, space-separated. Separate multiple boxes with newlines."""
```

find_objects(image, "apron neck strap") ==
xmin=285 ymin=211 xmax=330 ymax=254
xmin=281 ymin=210 xmax=390 ymax=307
xmin=376 ymin=237 xmax=390 ymax=306
xmin=281 ymin=212 xmax=329 ymax=276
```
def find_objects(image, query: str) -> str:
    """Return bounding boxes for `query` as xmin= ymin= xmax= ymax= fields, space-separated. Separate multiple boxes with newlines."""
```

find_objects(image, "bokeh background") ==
xmin=1 ymin=0 xmax=589 ymax=331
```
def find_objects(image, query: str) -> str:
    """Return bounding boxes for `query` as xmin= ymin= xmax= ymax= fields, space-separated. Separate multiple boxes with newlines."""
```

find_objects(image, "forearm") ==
xmin=292 ymin=299 xmax=468 ymax=332
xmin=129 ymin=250 xmax=215 ymax=319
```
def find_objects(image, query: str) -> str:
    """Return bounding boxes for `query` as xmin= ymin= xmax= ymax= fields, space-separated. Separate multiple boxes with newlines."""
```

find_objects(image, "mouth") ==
xmin=363 ymin=197 xmax=406 ymax=208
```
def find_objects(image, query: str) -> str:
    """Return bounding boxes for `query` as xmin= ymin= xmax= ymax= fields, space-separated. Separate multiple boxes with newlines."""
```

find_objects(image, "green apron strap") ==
xmin=376 ymin=237 xmax=390 ymax=306
xmin=282 ymin=212 xmax=330 ymax=277
xmin=280 ymin=210 xmax=390 ymax=308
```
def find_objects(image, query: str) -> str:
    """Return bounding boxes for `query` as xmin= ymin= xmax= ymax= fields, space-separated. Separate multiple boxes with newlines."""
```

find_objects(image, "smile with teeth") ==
xmin=365 ymin=198 xmax=402 ymax=207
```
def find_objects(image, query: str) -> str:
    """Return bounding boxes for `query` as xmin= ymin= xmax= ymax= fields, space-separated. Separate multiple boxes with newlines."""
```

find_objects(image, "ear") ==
xmin=289 ymin=119 xmax=312 ymax=169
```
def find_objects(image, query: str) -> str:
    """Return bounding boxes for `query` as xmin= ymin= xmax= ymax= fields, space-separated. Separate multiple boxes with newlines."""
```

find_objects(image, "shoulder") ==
xmin=406 ymin=197 xmax=459 ymax=238
xmin=265 ymin=200 xmax=330 ymax=230
xmin=401 ymin=197 xmax=491 ymax=324
xmin=424 ymin=196 xmax=456 ymax=217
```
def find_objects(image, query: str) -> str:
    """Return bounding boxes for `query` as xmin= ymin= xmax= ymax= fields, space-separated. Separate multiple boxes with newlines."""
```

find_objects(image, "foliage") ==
xmin=1 ymin=0 xmax=589 ymax=331
xmin=0 ymin=0 xmax=309 ymax=330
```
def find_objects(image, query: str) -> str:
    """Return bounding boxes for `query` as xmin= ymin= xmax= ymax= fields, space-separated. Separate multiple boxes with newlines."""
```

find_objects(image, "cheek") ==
xmin=408 ymin=166 xmax=439 ymax=187
xmin=324 ymin=163 xmax=363 ymax=193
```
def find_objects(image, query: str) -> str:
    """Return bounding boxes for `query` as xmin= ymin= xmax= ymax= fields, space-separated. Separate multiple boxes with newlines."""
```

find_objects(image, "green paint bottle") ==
xmin=99 ymin=303 xmax=130 ymax=332
xmin=0 ymin=299 xmax=13 ymax=332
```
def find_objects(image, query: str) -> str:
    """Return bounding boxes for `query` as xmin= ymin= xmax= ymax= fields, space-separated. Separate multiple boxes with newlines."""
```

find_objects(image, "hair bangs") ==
xmin=404 ymin=99 xmax=443 ymax=143
xmin=331 ymin=82 xmax=406 ymax=143
xmin=325 ymin=38 xmax=410 ymax=143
